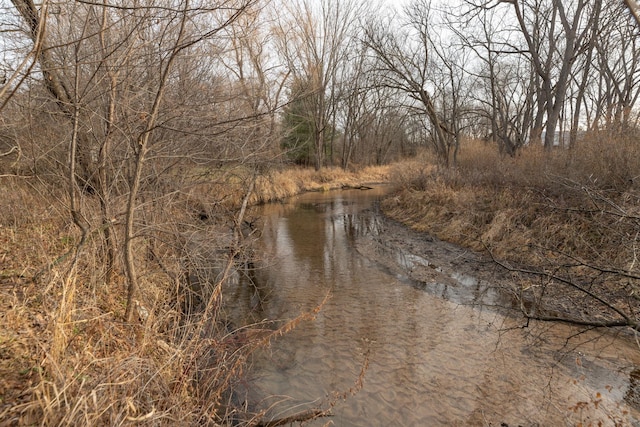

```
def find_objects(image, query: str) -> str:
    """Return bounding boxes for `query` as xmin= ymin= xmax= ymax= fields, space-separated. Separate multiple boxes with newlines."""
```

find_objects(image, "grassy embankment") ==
xmin=384 ymin=137 xmax=640 ymax=264
xmin=0 ymin=164 xmax=390 ymax=425
xmin=382 ymin=137 xmax=640 ymax=322
xmin=3 ymin=141 xmax=637 ymax=424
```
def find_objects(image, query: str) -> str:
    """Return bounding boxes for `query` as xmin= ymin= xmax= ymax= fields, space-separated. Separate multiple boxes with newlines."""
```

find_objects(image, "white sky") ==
xmin=385 ymin=0 xmax=409 ymax=11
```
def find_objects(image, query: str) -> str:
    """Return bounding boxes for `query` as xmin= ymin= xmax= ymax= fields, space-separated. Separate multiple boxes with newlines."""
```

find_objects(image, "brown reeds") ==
xmin=251 ymin=164 xmax=391 ymax=205
xmin=0 ymin=163 xmax=391 ymax=426
xmin=383 ymin=136 xmax=640 ymax=326
xmin=384 ymin=137 xmax=640 ymax=265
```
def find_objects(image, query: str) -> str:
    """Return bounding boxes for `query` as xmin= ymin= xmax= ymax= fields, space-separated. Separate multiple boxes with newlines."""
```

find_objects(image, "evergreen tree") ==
xmin=281 ymin=78 xmax=338 ymax=166
xmin=281 ymin=80 xmax=315 ymax=165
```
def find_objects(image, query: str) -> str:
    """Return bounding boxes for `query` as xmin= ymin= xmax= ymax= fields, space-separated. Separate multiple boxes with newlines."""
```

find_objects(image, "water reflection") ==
xmin=227 ymin=187 xmax=640 ymax=426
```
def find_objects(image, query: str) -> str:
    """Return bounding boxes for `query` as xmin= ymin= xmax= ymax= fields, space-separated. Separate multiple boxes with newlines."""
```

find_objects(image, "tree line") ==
xmin=2 ymin=0 xmax=640 ymax=170
xmin=1 ymin=0 xmax=640 ymax=318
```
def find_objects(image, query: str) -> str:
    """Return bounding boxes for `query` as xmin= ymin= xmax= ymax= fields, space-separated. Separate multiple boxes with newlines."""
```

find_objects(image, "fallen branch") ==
xmin=520 ymin=313 xmax=631 ymax=329
xmin=484 ymin=244 xmax=639 ymax=331
xmin=342 ymin=184 xmax=373 ymax=190
xmin=252 ymin=409 xmax=331 ymax=427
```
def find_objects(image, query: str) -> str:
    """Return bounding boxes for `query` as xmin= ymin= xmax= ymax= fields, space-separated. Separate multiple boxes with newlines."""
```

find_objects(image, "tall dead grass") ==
xmin=384 ymin=136 xmax=640 ymax=267
xmin=0 ymin=178 xmax=215 ymax=425
xmin=0 ymin=163 xmax=392 ymax=426
xmin=251 ymin=164 xmax=391 ymax=205
xmin=382 ymin=138 xmax=640 ymax=333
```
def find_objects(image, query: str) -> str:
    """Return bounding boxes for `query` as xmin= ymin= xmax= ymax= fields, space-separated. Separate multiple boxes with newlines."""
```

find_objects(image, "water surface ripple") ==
xmin=229 ymin=187 xmax=640 ymax=426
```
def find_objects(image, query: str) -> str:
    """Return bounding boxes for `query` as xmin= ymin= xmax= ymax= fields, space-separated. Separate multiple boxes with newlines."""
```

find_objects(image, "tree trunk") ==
xmin=123 ymin=5 xmax=189 ymax=322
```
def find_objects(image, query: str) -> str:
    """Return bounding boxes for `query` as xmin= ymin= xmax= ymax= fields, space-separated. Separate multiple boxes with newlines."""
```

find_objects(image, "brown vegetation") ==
xmin=251 ymin=165 xmax=390 ymax=204
xmin=384 ymin=137 xmax=640 ymax=328
xmin=0 ymin=165 xmax=388 ymax=426
xmin=1 ymin=0 xmax=639 ymax=423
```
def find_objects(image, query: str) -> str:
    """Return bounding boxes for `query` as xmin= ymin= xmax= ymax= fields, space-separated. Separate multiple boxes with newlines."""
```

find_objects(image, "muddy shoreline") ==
xmin=357 ymin=208 xmax=521 ymax=313
xmin=357 ymin=204 xmax=640 ymax=334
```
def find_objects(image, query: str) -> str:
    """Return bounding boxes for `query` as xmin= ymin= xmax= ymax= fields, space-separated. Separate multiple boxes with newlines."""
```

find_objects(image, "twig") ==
xmin=253 ymin=409 xmax=332 ymax=427
xmin=0 ymin=174 xmax=33 ymax=179
xmin=0 ymin=146 xmax=19 ymax=157
xmin=484 ymin=243 xmax=638 ymax=330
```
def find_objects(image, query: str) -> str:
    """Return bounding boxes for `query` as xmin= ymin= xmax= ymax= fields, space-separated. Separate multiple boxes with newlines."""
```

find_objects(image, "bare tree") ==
xmin=275 ymin=0 xmax=363 ymax=170
xmin=10 ymin=0 xmax=71 ymax=110
xmin=457 ymin=4 xmax=534 ymax=155
xmin=589 ymin=1 xmax=640 ymax=133
xmin=624 ymin=0 xmax=640 ymax=27
xmin=485 ymin=0 xmax=596 ymax=149
xmin=7 ymin=0 xmax=261 ymax=324
xmin=218 ymin=4 xmax=291 ymax=165
xmin=337 ymin=41 xmax=369 ymax=168
xmin=364 ymin=0 xmax=459 ymax=166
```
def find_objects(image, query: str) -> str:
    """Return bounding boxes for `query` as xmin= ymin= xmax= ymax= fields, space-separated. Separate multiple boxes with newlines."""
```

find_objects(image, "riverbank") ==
xmin=2 ymin=148 xmax=637 ymax=424
xmin=381 ymin=139 xmax=640 ymax=331
xmin=0 ymin=162 xmax=394 ymax=425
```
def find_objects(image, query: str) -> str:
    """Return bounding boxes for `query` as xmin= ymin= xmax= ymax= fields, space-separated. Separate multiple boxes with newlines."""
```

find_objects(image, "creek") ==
xmin=226 ymin=186 xmax=640 ymax=426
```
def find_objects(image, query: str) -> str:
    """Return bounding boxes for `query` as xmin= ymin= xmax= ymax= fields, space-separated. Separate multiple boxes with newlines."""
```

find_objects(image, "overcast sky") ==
xmin=385 ymin=0 xmax=408 ymax=11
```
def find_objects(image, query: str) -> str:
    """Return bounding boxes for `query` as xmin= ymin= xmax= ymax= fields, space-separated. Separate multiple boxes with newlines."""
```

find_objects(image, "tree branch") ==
xmin=485 ymin=246 xmax=639 ymax=330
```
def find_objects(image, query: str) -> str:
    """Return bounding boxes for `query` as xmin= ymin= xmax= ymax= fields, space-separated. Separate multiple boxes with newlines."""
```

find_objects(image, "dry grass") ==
xmin=0 ymin=163 xmax=393 ymax=426
xmin=382 ymin=137 xmax=640 ymax=325
xmin=251 ymin=164 xmax=391 ymax=205
xmin=0 ymin=178 xmax=204 ymax=425
xmin=384 ymin=137 xmax=640 ymax=267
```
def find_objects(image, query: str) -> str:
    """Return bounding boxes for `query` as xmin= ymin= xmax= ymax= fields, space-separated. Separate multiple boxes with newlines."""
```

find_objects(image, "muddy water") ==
xmin=233 ymin=187 xmax=640 ymax=426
